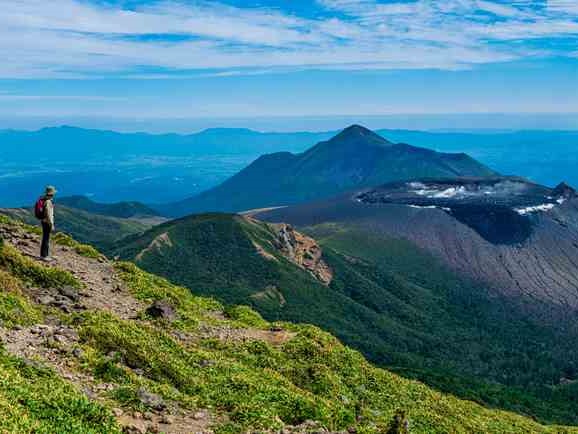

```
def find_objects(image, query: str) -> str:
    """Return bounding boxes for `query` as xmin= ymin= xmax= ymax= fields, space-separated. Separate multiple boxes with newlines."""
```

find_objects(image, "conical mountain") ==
xmin=164 ymin=125 xmax=496 ymax=216
xmin=321 ymin=124 xmax=393 ymax=147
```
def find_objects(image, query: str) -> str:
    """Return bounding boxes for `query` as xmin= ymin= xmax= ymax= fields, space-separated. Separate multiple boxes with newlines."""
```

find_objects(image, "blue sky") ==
xmin=1 ymin=0 xmax=578 ymax=130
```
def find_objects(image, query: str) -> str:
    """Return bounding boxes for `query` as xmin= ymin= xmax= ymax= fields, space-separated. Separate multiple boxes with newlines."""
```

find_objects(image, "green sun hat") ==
xmin=45 ymin=185 xmax=57 ymax=195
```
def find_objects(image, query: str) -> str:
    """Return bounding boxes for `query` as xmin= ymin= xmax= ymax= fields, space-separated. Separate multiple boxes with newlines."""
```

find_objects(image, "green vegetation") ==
xmin=51 ymin=206 xmax=153 ymax=251
xmin=0 ymin=214 xmax=41 ymax=236
xmin=1 ymin=215 xmax=577 ymax=433
xmin=0 ymin=271 xmax=42 ymax=328
xmin=225 ymin=305 xmax=270 ymax=329
xmin=113 ymin=213 xmax=578 ymax=425
xmin=115 ymin=261 xmax=223 ymax=331
xmin=112 ymin=214 xmax=286 ymax=305
xmin=0 ymin=349 xmax=120 ymax=434
xmin=78 ymin=264 xmax=575 ymax=433
xmin=308 ymin=225 xmax=578 ymax=424
xmin=0 ymin=206 xmax=152 ymax=251
xmin=53 ymin=233 xmax=102 ymax=259
xmin=0 ymin=239 xmax=80 ymax=288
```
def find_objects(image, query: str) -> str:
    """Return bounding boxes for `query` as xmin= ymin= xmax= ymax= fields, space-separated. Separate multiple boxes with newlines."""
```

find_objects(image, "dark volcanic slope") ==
xmin=259 ymin=177 xmax=578 ymax=311
xmin=164 ymin=125 xmax=496 ymax=217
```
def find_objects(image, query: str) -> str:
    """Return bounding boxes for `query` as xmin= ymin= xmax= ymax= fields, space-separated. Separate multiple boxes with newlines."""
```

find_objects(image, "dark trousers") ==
xmin=41 ymin=222 xmax=51 ymax=258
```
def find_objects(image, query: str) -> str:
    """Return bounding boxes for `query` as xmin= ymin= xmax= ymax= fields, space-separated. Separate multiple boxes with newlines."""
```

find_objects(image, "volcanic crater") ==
xmin=356 ymin=177 xmax=576 ymax=245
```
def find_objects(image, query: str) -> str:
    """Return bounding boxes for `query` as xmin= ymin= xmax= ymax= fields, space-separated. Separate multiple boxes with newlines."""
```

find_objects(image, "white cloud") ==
xmin=1 ymin=0 xmax=318 ymax=46
xmin=547 ymin=0 xmax=578 ymax=13
xmin=476 ymin=1 xmax=524 ymax=17
xmin=0 ymin=0 xmax=577 ymax=78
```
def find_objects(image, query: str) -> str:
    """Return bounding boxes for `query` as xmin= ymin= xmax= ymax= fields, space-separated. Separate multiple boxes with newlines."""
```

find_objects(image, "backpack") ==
xmin=34 ymin=197 xmax=47 ymax=220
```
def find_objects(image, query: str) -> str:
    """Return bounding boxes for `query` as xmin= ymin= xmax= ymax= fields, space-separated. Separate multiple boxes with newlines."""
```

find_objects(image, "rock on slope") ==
xmin=247 ymin=218 xmax=332 ymax=285
xmin=0 ymin=217 xmax=573 ymax=433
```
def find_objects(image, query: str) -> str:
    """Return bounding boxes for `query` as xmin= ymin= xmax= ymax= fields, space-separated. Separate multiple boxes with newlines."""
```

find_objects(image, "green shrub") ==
xmin=53 ymin=233 xmax=101 ymax=259
xmin=0 ymin=287 xmax=42 ymax=328
xmin=0 ymin=349 xmax=121 ymax=433
xmin=114 ymin=261 xmax=223 ymax=331
xmin=76 ymin=304 xmax=575 ymax=433
xmin=0 ymin=215 xmax=41 ymax=235
xmin=226 ymin=305 xmax=269 ymax=329
xmin=0 ymin=269 xmax=22 ymax=293
xmin=0 ymin=240 xmax=80 ymax=288
xmin=78 ymin=311 xmax=338 ymax=430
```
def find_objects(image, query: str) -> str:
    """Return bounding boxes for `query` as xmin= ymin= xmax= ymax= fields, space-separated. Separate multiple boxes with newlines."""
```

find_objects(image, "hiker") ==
xmin=35 ymin=185 xmax=57 ymax=261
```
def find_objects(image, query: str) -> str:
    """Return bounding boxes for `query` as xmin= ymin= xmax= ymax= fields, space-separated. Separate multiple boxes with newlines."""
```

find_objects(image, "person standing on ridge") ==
xmin=34 ymin=185 xmax=57 ymax=261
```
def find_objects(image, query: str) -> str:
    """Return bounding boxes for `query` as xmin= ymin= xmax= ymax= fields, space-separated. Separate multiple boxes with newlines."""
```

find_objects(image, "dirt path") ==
xmin=5 ymin=225 xmax=143 ymax=320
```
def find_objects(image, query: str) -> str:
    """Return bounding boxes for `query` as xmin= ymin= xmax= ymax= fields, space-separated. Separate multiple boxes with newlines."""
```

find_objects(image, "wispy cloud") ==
xmin=547 ymin=0 xmax=578 ymax=13
xmin=1 ymin=0 xmax=577 ymax=78
xmin=0 ymin=94 xmax=126 ymax=101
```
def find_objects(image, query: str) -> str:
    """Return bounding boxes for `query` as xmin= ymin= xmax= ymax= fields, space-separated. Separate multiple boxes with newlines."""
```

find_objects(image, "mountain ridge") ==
xmin=0 ymin=125 xmax=335 ymax=161
xmin=110 ymin=209 xmax=578 ymax=425
xmin=57 ymin=196 xmax=162 ymax=219
xmin=163 ymin=125 xmax=496 ymax=216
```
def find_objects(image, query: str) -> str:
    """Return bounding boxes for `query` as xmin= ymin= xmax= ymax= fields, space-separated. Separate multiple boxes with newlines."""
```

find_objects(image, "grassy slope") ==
xmin=0 ymin=225 xmax=119 ymax=433
xmin=112 ymin=213 xmax=578 ymax=426
xmin=0 ymin=206 xmax=151 ymax=251
xmin=0 ymin=217 xmax=575 ymax=433
xmin=110 ymin=214 xmax=576 ymax=421
xmin=307 ymin=224 xmax=578 ymax=420
xmin=0 ymin=349 xmax=120 ymax=434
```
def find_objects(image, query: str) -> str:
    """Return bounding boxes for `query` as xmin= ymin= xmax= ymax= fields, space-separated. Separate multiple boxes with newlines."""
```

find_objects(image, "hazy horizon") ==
xmin=2 ymin=112 xmax=578 ymax=134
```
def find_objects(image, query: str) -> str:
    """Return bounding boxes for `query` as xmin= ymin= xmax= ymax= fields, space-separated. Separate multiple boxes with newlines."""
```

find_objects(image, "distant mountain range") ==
xmin=3 ymin=125 xmax=578 ymax=207
xmin=0 ymin=125 xmax=333 ymax=161
xmin=3 ymin=124 xmax=578 ymax=164
xmin=163 ymin=125 xmax=496 ymax=216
